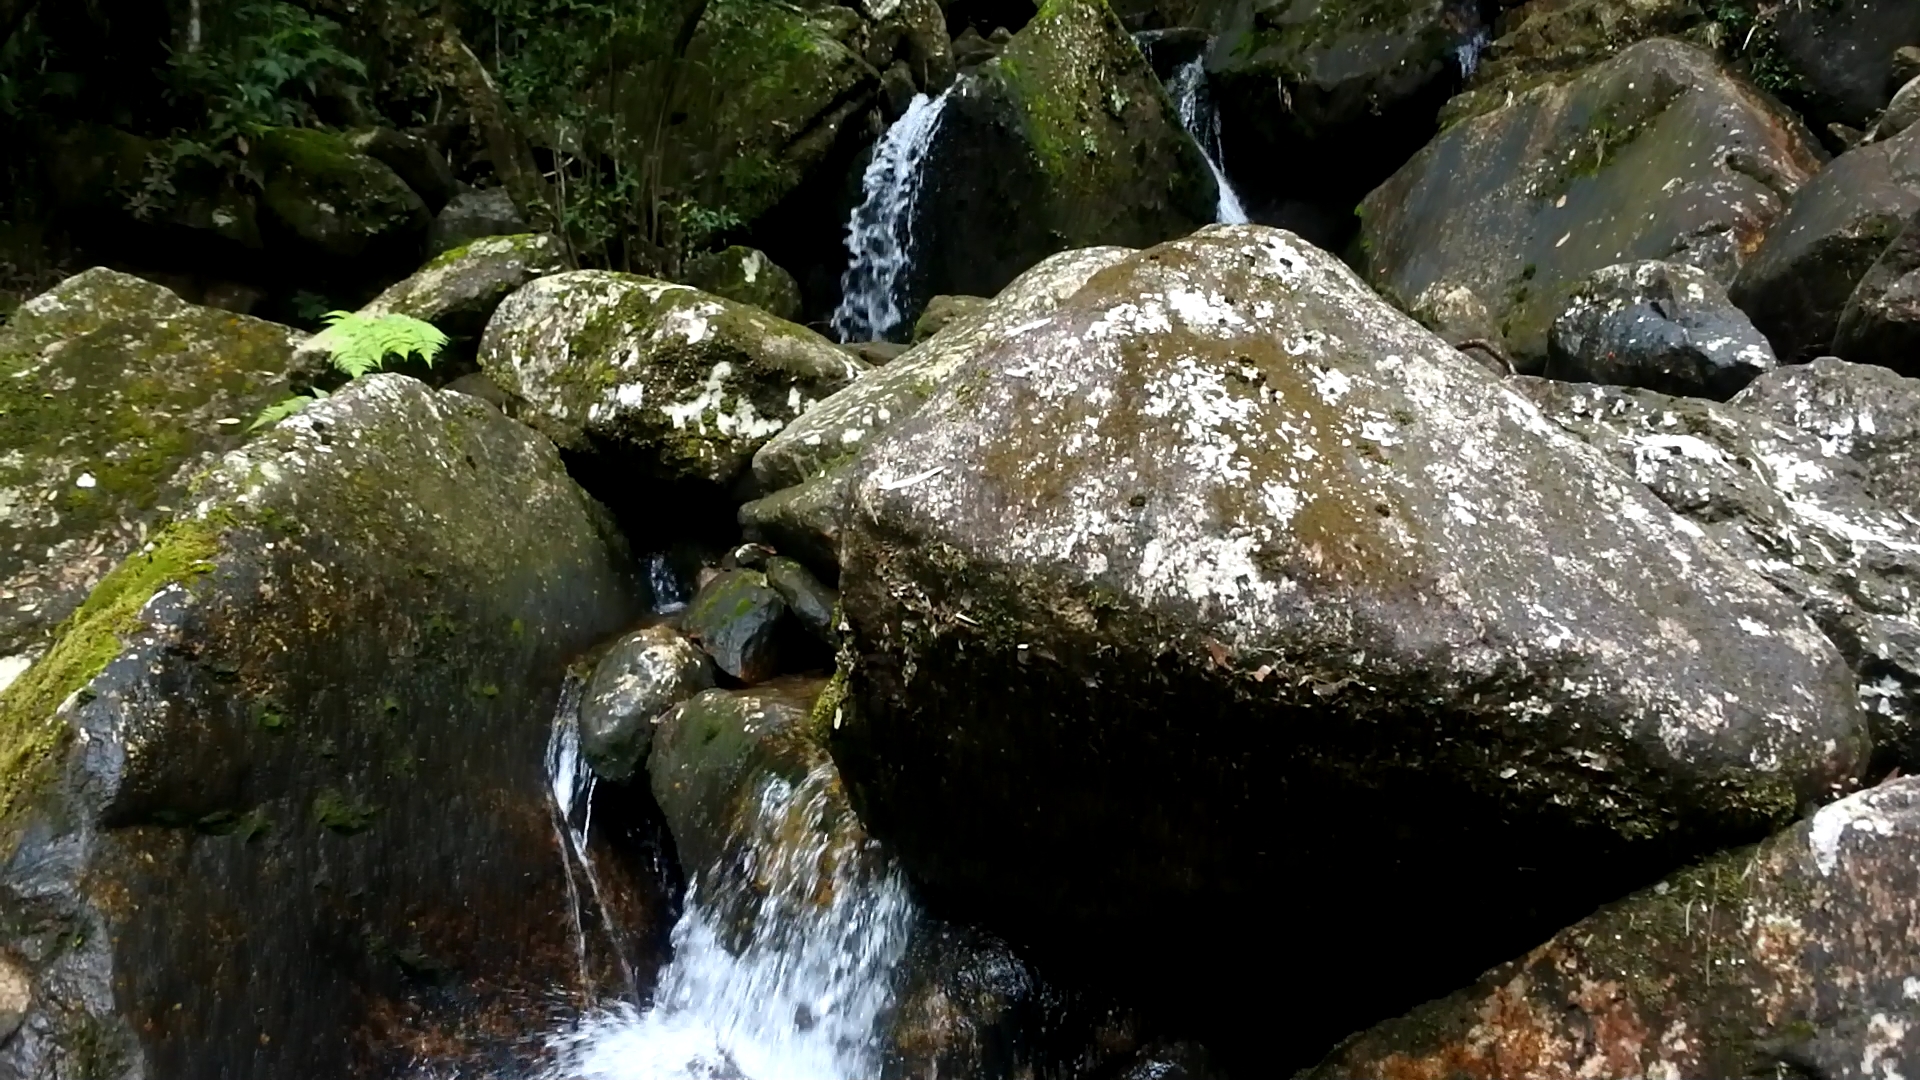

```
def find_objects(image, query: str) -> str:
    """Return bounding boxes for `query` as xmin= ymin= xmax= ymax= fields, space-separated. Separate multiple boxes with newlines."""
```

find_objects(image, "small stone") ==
xmin=1547 ymin=260 xmax=1776 ymax=399
xmin=74 ymin=473 xmax=95 ymax=489
xmin=579 ymin=625 xmax=714 ymax=781
xmin=765 ymin=556 xmax=839 ymax=644
xmin=724 ymin=543 xmax=776 ymax=571
xmin=681 ymin=570 xmax=789 ymax=682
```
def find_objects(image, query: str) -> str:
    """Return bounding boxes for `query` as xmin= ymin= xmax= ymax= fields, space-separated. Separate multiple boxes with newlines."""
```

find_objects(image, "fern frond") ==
xmin=250 ymin=393 xmax=316 ymax=431
xmin=310 ymin=311 xmax=450 ymax=378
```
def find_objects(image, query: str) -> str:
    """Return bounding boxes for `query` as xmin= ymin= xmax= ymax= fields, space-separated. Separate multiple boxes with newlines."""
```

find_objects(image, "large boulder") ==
xmin=1545 ymin=260 xmax=1775 ymax=398
xmin=829 ymin=225 xmax=1867 ymax=1063
xmin=0 ymin=269 xmax=301 ymax=662
xmin=478 ymin=271 xmax=865 ymax=487
xmin=907 ymin=0 xmax=1215 ymax=313
xmin=427 ymin=188 xmax=529 ymax=258
xmin=1729 ymin=122 xmax=1920 ymax=363
xmin=0 ymin=375 xmax=654 ymax=1079
xmin=1732 ymin=357 xmax=1920 ymax=525
xmin=1360 ymin=38 xmax=1821 ymax=369
xmin=1519 ymin=376 xmax=1920 ymax=771
xmin=1771 ymin=0 xmax=1920 ymax=130
xmin=1834 ymin=208 xmax=1920 ymax=373
xmin=679 ymin=246 xmax=803 ymax=323
xmin=253 ymin=127 xmax=432 ymax=271
xmin=1303 ymin=775 xmax=1920 ymax=1079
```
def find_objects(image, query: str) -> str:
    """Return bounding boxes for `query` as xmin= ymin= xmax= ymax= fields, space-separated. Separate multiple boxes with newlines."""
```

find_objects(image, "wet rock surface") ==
xmin=830 ymin=224 xmax=1867 ymax=1065
xmin=1359 ymin=38 xmax=1820 ymax=368
xmin=478 ymin=271 xmax=865 ymax=487
xmin=1834 ymin=209 xmax=1920 ymax=374
xmin=0 ymin=375 xmax=655 ymax=1079
xmin=1302 ymin=775 xmax=1920 ymax=1080
xmin=680 ymin=569 xmax=791 ymax=683
xmin=1545 ymin=260 xmax=1774 ymax=399
xmin=580 ymin=624 xmax=715 ymax=782
xmin=0 ymin=269 xmax=302 ymax=662
xmin=1770 ymin=0 xmax=1920 ymax=130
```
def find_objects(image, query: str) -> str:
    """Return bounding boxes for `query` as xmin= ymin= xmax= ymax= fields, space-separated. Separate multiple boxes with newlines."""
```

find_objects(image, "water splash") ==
xmin=1455 ymin=27 xmax=1491 ymax=79
xmin=831 ymin=91 xmax=953 ymax=344
xmin=547 ymin=677 xmax=636 ymax=1000
xmin=542 ymin=762 xmax=919 ymax=1080
xmin=1168 ymin=58 xmax=1249 ymax=226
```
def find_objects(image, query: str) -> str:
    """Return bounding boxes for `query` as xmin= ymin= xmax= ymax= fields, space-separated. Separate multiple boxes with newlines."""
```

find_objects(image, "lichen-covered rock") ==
xmin=680 ymin=569 xmax=789 ymax=682
xmin=0 ymin=269 xmax=301 ymax=662
xmin=580 ymin=624 xmax=715 ymax=782
xmin=906 ymin=0 xmax=1214 ymax=310
xmin=1359 ymin=38 xmax=1820 ymax=369
xmin=831 ymin=224 xmax=1867 ymax=1058
xmin=1519 ymin=377 xmax=1920 ymax=771
xmin=752 ymin=246 xmax=1132 ymax=490
xmin=912 ymin=294 xmax=989 ymax=342
xmin=479 ymin=271 xmax=865 ymax=487
xmin=1301 ymin=775 xmax=1920 ymax=1080
xmin=427 ymin=188 xmax=529 ymax=258
xmin=1546 ymin=260 xmax=1775 ymax=399
xmin=1437 ymin=0 xmax=1700 ymax=125
xmin=1834 ymin=209 xmax=1920 ymax=374
xmin=1731 ymin=357 xmax=1920 ymax=522
xmin=365 ymin=233 xmax=569 ymax=340
xmin=1729 ymin=122 xmax=1920 ymax=363
xmin=681 ymin=246 xmax=804 ymax=323
xmin=0 ymin=375 xmax=654 ymax=1079
xmin=254 ymin=127 xmax=431 ymax=268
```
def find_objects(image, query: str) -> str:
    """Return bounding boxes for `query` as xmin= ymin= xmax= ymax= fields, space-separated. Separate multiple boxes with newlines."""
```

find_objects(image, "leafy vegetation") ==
xmin=253 ymin=311 xmax=447 ymax=429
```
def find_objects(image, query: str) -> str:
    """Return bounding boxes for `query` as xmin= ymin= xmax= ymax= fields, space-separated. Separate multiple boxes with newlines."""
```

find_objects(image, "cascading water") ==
xmin=830 ymin=90 xmax=953 ymax=344
xmin=1168 ymin=57 xmax=1250 ymax=226
xmin=541 ymin=761 xmax=919 ymax=1080
xmin=547 ymin=676 xmax=638 ymax=1000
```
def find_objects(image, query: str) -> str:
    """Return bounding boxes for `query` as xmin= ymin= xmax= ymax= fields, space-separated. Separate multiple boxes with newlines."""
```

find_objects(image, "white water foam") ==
xmin=1168 ymin=57 xmax=1249 ymax=226
xmin=831 ymin=90 xmax=952 ymax=343
xmin=542 ymin=762 xmax=919 ymax=1080
xmin=547 ymin=680 xmax=636 ymax=998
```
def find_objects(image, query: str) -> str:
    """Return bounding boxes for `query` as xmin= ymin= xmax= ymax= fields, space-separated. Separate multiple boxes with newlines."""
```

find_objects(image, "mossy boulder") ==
xmin=830 ymin=224 xmax=1866 ymax=1062
xmin=1359 ymin=38 xmax=1821 ymax=370
xmin=254 ymin=127 xmax=432 ymax=269
xmin=0 ymin=269 xmax=301 ymax=662
xmin=911 ymin=294 xmax=989 ymax=342
xmin=363 ymin=233 xmax=569 ymax=341
xmin=680 ymin=246 xmax=804 ymax=322
xmin=1302 ymin=776 xmax=1920 ymax=1079
xmin=738 ymin=468 xmax=852 ymax=578
xmin=906 ymin=0 xmax=1214 ymax=311
xmin=428 ymin=188 xmax=529 ymax=258
xmin=752 ymin=245 xmax=1133 ymax=490
xmin=0 ymin=375 xmax=652 ymax=1079
xmin=1730 ymin=122 xmax=1920 ymax=363
xmin=479 ymin=271 xmax=865 ymax=487
xmin=679 ymin=568 xmax=789 ymax=682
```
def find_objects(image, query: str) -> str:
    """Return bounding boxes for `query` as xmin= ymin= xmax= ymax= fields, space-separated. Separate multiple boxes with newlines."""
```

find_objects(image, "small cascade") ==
xmin=541 ymin=761 xmax=920 ymax=1080
xmin=830 ymin=90 xmax=953 ymax=344
xmin=1455 ymin=27 xmax=1491 ymax=79
xmin=1168 ymin=57 xmax=1250 ymax=226
xmin=546 ymin=677 xmax=638 ymax=1000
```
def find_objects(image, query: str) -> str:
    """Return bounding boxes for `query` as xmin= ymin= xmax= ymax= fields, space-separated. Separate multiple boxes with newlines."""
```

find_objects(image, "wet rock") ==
xmin=752 ymin=246 xmax=1132 ymax=490
xmin=1834 ymin=209 xmax=1920 ymax=373
xmin=1729 ymin=122 xmax=1920 ymax=363
xmin=739 ymin=469 xmax=850 ymax=579
xmin=912 ymin=294 xmax=988 ymax=342
xmin=680 ymin=569 xmax=789 ymax=682
xmin=952 ymin=26 xmax=999 ymax=68
xmin=723 ymin=543 xmax=777 ymax=571
xmin=478 ymin=271 xmax=865 ymax=488
xmin=831 ymin=224 xmax=1867 ymax=1063
xmin=1732 ymin=356 xmax=1920 ymax=520
xmin=1436 ymin=0 xmax=1700 ymax=125
xmin=580 ymin=625 xmax=715 ymax=782
xmin=1360 ymin=38 xmax=1821 ymax=369
xmin=254 ymin=127 xmax=431 ymax=270
xmin=1545 ymin=260 xmax=1775 ymax=399
xmin=1872 ymin=75 xmax=1920 ymax=143
xmin=765 ymin=556 xmax=838 ymax=644
xmin=1118 ymin=1041 xmax=1218 ymax=1080
xmin=1519 ymin=377 xmax=1920 ymax=771
xmin=909 ymin=0 xmax=1214 ymax=311
xmin=427 ymin=188 xmax=529 ymax=258
xmin=0 ymin=269 xmax=301 ymax=661
xmin=1302 ymin=776 xmax=1920 ymax=1079
xmin=680 ymin=246 xmax=803 ymax=323
xmin=1771 ymin=0 xmax=1920 ymax=130
xmin=0 ymin=375 xmax=652 ymax=1079
xmin=346 ymin=127 xmax=458 ymax=213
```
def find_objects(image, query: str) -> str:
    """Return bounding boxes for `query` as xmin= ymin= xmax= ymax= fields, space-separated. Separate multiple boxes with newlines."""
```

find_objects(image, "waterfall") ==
xmin=541 ymin=761 xmax=920 ymax=1080
xmin=547 ymin=677 xmax=637 ymax=1000
xmin=830 ymin=90 xmax=952 ymax=344
xmin=1168 ymin=58 xmax=1249 ymax=226
xmin=1455 ymin=27 xmax=1491 ymax=79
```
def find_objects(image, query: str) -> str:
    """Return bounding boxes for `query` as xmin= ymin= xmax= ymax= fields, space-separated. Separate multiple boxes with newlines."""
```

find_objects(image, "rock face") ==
xmin=0 ymin=375 xmax=654 ymax=1079
xmin=1519 ymin=376 xmax=1920 ymax=772
xmin=753 ymin=246 xmax=1134 ymax=491
xmin=1545 ymin=260 xmax=1775 ymax=399
xmin=254 ymin=127 xmax=432 ymax=270
xmin=1732 ymin=357 xmax=1920 ymax=526
xmin=680 ymin=246 xmax=803 ymax=323
xmin=1834 ymin=209 xmax=1920 ymax=373
xmin=909 ymin=0 xmax=1214 ymax=308
xmin=1359 ymin=38 xmax=1821 ymax=369
xmin=478 ymin=271 xmax=865 ymax=487
xmin=1730 ymin=123 xmax=1920 ymax=363
xmin=1303 ymin=775 xmax=1920 ymax=1080
xmin=0 ymin=269 xmax=301 ymax=662
xmin=829 ymin=224 xmax=1867 ymax=1061
xmin=579 ymin=624 xmax=715 ymax=782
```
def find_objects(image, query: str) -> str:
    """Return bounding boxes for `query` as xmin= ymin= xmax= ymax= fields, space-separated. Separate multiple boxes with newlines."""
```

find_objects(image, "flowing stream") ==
xmin=1168 ymin=58 xmax=1250 ymax=226
xmin=541 ymin=761 xmax=919 ymax=1080
xmin=830 ymin=90 xmax=953 ymax=343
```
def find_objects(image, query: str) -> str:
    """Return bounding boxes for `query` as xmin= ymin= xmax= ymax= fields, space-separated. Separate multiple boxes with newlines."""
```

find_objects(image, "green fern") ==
xmin=250 ymin=387 xmax=330 ymax=431
xmin=309 ymin=311 xmax=449 ymax=378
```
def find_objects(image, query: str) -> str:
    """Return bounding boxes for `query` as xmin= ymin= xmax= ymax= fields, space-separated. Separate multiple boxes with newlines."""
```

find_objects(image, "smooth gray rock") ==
xmin=1546 ymin=260 xmax=1775 ymax=399
xmin=428 ymin=188 xmax=529 ymax=257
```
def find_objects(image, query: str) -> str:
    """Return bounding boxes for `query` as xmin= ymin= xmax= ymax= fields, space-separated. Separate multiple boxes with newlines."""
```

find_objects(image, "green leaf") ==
xmin=250 ymin=394 xmax=317 ymax=431
xmin=308 ymin=311 xmax=450 ymax=379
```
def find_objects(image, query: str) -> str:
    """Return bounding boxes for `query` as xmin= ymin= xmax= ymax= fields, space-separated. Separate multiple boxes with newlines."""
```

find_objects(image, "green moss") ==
xmin=313 ymin=787 xmax=379 ymax=833
xmin=0 ymin=516 xmax=227 ymax=832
